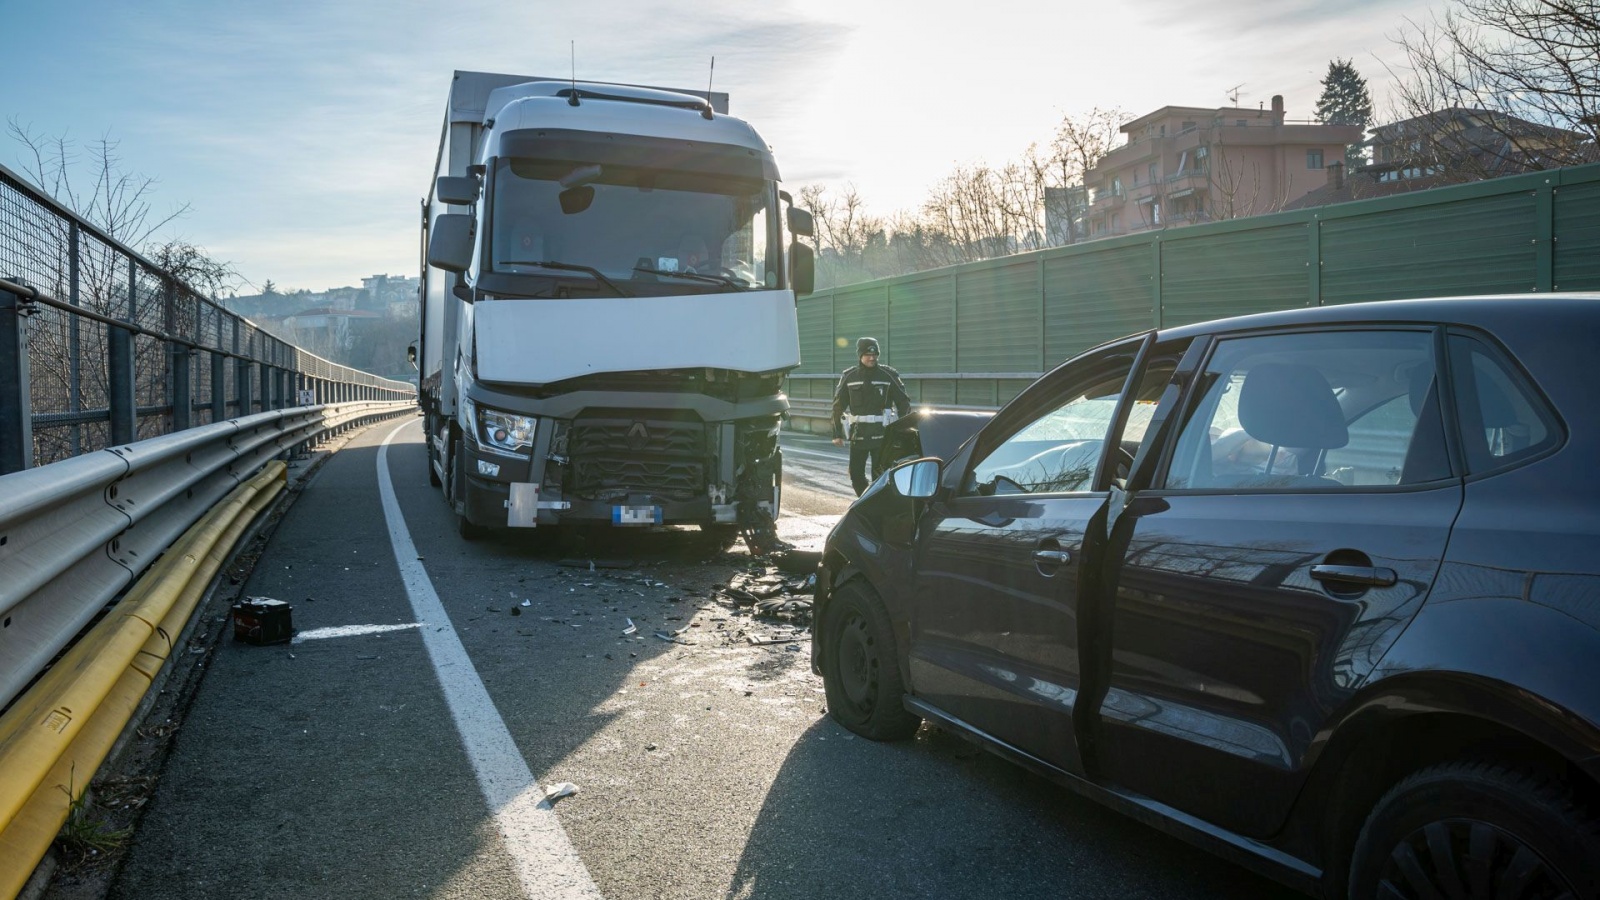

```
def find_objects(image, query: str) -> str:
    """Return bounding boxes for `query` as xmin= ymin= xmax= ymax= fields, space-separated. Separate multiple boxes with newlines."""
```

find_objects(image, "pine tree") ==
xmin=1315 ymin=58 xmax=1374 ymax=166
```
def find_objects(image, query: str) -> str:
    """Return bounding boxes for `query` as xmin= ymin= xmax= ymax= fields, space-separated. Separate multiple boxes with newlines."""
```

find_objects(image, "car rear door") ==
xmin=1090 ymin=326 xmax=1464 ymax=838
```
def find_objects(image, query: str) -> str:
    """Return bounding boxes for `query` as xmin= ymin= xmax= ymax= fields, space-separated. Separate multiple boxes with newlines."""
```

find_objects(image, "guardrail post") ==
xmin=237 ymin=356 xmax=254 ymax=418
xmin=108 ymin=326 xmax=136 ymax=446
xmin=258 ymin=355 xmax=272 ymax=414
xmin=211 ymin=350 xmax=225 ymax=422
xmin=1 ymin=284 xmax=35 ymax=474
xmin=171 ymin=343 xmax=192 ymax=431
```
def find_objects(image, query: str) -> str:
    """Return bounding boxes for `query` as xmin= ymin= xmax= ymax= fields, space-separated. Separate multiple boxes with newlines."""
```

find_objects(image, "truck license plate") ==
xmin=612 ymin=505 xmax=662 ymax=526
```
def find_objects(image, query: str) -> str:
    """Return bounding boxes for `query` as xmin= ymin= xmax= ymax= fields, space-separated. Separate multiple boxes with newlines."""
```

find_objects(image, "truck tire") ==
xmin=1347 ymin=760 xmax=1600 ymax=900
xmin=701 ymin=524 xmax=741 ymax=553
xmin=447 ymin=435 xmax=486 ymax=541
xmin=821 ymin=579 xmax=920 ymax=741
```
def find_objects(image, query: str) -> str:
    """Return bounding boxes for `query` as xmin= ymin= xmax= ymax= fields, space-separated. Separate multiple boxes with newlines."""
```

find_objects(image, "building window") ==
xmin=1182 ymin=121 xmax=1196 ymax=131
xmin=1111 ymin=177 xmax=1123 ymax=196
xmin=1237 ymin=119 xmax=1248 ymax=127
xmin=1307 ymin=149 xmax=1324 ymax=169
xmin=1149 ymin=162 xmax=1158 ymax=182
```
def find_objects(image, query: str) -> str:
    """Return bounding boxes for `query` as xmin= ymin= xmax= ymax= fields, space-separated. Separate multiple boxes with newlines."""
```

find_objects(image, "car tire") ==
xmin=822 ymin=580 xmax=920 ymax=741
xmin=1347 ymin=760 xmax=1600 ymax=900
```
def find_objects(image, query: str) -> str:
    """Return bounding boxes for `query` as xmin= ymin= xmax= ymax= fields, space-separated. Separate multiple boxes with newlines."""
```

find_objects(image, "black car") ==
xmin=812 ymin=295 xmax=1600 ymax=899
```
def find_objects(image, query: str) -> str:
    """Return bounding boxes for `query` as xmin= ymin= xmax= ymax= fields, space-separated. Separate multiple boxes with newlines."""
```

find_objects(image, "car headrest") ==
xmin=1239 ymin=363 xmax=1349 ymax=450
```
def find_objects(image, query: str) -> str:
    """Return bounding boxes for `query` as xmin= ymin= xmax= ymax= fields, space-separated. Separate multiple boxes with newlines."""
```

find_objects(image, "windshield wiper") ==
xmin=501 ymin=260 xmax=629 ymax=297
xmin=632 ymin=265 xmax=749 ymax=290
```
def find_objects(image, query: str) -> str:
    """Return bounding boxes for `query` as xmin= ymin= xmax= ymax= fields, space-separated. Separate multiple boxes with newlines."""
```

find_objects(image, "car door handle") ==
xmin=1310 ymin=564 xmax=1397 ymax=587
xmin=1033 ymin=549 xmax=1072 ymax=566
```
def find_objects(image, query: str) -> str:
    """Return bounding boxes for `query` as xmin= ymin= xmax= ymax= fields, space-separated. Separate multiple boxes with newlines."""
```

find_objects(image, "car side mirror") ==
xmin=435 ymin=175 xmax=480 ymax=205
xmin=891 ymin=459 xmax=940 ymax=499
xmin=790 ymin=242 xmax=815 ymax=296
xmin=428 ymin=213 xmax=474 ymax=273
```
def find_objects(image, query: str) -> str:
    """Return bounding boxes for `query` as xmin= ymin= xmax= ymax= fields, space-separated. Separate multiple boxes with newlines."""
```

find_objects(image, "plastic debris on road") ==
xmin=622 ymin=618 xmax=638 ymax=636
xmin=543 ymin=782 xmax=579 ymax=805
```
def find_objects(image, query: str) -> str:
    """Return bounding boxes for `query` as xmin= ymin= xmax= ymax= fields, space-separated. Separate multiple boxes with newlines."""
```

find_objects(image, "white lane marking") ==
xmin=376 ymin=419 xmax=602 ymax=899
xmin=779 ymin=445 xmax=848 ymax=462
xmin=292 ymin=622 xmax=423 ymax=643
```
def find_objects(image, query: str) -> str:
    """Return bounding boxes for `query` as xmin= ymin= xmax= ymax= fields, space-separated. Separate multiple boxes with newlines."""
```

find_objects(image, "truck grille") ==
xmin=567 ymin=418 xmax=707 ymax=499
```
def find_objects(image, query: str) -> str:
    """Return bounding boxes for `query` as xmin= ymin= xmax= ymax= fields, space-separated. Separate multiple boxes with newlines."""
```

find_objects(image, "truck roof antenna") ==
xmin=703 ymin=56 xmax=715 ymax=119
xmin=569 ymin=41 xmax=580 ymax=107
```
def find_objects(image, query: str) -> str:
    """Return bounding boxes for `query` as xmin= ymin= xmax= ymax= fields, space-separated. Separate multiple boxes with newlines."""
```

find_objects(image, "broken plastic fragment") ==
xmin=543 ymin=782 xmax=579 ymax=804
xmin=622 ymin=619 xmax=638 ymax=636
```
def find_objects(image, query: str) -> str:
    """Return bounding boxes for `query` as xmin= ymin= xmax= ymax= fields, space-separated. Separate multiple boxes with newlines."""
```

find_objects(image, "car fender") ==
xmin=1277 ymin=596 xmax=1600 ymax=867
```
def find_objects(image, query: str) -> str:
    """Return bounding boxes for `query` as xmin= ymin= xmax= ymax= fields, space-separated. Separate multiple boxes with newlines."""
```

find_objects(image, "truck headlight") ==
xmin=477 ymin=407 xmax=536 ymax=454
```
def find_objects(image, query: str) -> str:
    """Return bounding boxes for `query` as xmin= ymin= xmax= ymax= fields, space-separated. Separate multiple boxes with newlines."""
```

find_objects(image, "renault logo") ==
xmin=626 ymin=421 xmax=649 ymax=450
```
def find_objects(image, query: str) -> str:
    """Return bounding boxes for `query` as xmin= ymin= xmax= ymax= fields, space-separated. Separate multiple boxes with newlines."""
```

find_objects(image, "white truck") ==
xmin=417 ymin=71 xmax=814 ymax=551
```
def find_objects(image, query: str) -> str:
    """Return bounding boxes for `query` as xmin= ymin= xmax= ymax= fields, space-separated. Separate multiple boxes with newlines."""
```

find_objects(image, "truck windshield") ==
xmin=490 ymin=158 xmax=778 ymax=293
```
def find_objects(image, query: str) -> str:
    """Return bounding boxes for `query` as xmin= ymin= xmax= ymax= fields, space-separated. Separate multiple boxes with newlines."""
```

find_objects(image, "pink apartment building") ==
xmin=1084 ymin=96 xmax=1362 ymax=237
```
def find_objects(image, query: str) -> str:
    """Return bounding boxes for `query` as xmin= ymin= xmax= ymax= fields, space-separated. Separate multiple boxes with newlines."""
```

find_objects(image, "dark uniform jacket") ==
xmin=831 ymin=363 xmax=912 ymax=441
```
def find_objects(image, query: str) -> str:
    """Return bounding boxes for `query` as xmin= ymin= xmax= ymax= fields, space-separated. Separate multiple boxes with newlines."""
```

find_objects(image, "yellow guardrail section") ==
xmin=0 ymin=462 xmax=287 ymax=899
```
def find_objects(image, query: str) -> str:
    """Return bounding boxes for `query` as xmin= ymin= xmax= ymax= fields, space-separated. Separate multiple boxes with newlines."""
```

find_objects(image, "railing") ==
xmin=0 ymin=400 xmax=409 ymax=715
xmin=1 ymin=161 xmax=414 ymax=475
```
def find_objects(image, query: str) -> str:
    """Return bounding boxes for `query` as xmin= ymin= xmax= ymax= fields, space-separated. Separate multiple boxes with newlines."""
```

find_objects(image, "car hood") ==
xmin=885 ymin=409 xmax=994 ymax=462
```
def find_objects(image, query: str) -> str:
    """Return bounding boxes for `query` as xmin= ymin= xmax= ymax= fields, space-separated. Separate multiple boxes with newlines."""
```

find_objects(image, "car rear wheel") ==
xmin=822 ymin=580 xmax=920 ymax=741
xmin=1347 ymin=761 xmax=1600 ymax=900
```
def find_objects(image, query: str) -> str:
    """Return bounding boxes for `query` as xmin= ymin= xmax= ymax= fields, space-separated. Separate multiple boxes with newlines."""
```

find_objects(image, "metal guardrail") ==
xmin=0 ymin=400 xmax=411 ymax=714
xmin=1 ymin=160 xmax=414 ymax=474
xmin=0 ymin=461 xmax=287 ymax=899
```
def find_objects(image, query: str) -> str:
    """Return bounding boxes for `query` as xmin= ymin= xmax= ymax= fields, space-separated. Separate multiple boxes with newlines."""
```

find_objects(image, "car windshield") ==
xmin=489 ymin=158 xmax=778 ymax=294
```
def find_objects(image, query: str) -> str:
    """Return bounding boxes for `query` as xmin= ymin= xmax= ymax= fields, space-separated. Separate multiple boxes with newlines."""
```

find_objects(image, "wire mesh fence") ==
xmin=0 ymin=161 xmax=414 ymax=472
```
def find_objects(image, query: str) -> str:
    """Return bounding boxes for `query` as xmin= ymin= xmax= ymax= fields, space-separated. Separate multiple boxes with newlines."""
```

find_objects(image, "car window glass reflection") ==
xmin=966 ymin=374 xmax=1129 ymax=496
xmin=1448 ymin=334 xmax=1559 ymax=473
xmin=1164 ymin=330 xmax=1449 ymax=490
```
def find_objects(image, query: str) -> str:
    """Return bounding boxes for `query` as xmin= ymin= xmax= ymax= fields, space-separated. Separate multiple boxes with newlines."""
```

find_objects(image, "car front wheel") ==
xmin=821 ymin=580 xmax=920 ymax=741
xmin=1347 ymin=760 xmax=1600 ymax=900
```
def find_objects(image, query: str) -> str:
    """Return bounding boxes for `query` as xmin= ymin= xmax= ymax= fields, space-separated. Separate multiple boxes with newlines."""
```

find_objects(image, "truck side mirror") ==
xmin=436 ymin=176 xmax=480 ymax=205
xmin=406 ymin=343 xmax=418 ymax=368
xmin=787 ymin=207 xmax=815 ymax=237
xmin=789 ymin=242 xmax=815 ymax=296
xmin=428 ymin=213 xmax=474 ymax=273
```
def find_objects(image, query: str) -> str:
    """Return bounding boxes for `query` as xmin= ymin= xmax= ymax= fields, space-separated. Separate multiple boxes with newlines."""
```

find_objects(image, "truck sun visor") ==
xmin=498 ymin=129 xmax=779 ymax=182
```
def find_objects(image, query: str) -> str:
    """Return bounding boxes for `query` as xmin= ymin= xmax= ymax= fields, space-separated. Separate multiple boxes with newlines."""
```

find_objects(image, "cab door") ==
xmin=906 ymin=335 xmax=1166 ymax=776
xmin=1091 ymin=327 xmax=1462 ymax=838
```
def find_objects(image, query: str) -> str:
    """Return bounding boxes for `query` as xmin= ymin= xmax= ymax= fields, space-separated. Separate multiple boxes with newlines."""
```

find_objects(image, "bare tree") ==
xmin=7 ymin=121 xmax=241 ymax=458
xmin=798 ymin=183 xmax=891 ymax=287
xmin=1045 ymin=108 xmax=1126 ymax=244
xmin=1387 ymin=0 xmax=1600 ymax=180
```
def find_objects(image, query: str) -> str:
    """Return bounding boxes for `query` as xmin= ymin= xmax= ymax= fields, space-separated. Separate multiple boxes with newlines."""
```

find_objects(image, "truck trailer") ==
xmin=418 ymin=71 xmax=814 ymax=552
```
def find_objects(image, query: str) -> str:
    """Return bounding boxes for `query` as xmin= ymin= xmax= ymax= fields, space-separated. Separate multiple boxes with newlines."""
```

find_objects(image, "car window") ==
xmin=1163 ymin=329 xmax=1450 ymax=491
xmin=1448 ymin=333 xmax=1559 ymax=474
xmin=963 ymin=351 xmax=1140 ymax=497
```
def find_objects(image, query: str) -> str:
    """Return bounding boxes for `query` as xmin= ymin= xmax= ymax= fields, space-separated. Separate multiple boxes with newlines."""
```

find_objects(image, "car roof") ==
xmin=1155 ymin=293 xmax=1600 ymax=342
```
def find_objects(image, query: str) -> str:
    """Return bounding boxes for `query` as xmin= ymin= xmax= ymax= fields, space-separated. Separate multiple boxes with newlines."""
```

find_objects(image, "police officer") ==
xmin=831 ymin=337 xmax=911 ymax=496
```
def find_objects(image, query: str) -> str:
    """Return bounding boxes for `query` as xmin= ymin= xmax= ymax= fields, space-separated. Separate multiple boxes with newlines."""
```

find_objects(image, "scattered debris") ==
xmin=773 ymin=548 xmax=822 ymax=575
xmin=543 ymin=782 xmax=579 ymax=804
xmin=653 ymin=631 xmax=691 ymax=645
xmin=622 ymin=619 xmax=638 ymax=636
xmin=520 ymin=599 xmax=532 ymax=607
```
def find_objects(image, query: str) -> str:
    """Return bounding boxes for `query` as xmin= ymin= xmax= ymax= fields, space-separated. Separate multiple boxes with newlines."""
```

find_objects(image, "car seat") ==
xmin=1231 ymin=363 xmax=1349 ymax=488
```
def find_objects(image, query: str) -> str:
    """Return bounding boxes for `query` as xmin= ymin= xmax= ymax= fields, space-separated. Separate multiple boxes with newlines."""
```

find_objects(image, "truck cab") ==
xmin=419 ymin=74 xmax=813 ymax=549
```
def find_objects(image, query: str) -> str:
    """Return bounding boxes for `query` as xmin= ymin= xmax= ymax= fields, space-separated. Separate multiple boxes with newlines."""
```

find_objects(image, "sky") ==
xmin=3 ymin=0 xmax=1441 ymax=293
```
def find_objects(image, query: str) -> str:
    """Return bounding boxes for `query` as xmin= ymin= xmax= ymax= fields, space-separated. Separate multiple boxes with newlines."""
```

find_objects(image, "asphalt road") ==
xmin=90 ymin=418 xmax=1299 ymax=900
